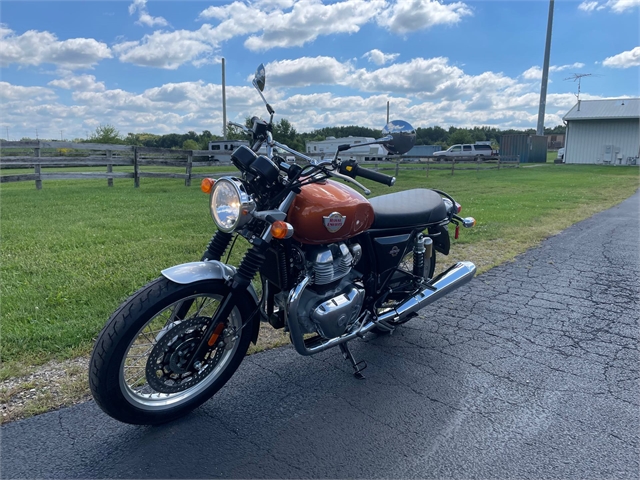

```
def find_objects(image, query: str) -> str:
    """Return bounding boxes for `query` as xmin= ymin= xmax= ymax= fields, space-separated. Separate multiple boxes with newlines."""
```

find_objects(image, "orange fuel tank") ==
xmin=287 ymin=179 xmax=374 ymax=245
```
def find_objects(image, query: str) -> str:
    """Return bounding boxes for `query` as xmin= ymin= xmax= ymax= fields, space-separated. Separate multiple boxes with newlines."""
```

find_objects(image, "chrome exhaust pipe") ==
xmin=286 ymin=261 xmax=476 ymax=356
xmin=377 ymin=261 xmax=476 ymax=324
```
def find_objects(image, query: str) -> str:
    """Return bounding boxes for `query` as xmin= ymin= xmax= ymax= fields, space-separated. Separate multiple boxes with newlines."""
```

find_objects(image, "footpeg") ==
xmin=339 ymin=343 xmax=367 ymax=379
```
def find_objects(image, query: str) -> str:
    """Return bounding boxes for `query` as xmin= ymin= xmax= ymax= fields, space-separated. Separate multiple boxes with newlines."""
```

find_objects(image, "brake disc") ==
xmin=145 ymin=317 xmax=225 ymax=394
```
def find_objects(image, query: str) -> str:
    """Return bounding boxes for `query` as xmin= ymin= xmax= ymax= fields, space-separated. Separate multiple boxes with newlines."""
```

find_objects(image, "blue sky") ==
xmin=1 ymin=0 xmax=638 ymax=140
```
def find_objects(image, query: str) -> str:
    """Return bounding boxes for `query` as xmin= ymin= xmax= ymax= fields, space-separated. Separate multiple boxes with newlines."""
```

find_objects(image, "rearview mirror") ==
xmin=382 ymin=120 xmax=416 ymax=155
xmin=252 ymin=64 xmax=266 ymax=92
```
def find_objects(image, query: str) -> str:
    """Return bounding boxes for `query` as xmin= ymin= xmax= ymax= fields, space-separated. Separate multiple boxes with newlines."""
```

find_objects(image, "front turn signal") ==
xmin=201 ymin=178 xmax=215 ymax=194
xmin=271 ymin=220 xmax=294 ymax=239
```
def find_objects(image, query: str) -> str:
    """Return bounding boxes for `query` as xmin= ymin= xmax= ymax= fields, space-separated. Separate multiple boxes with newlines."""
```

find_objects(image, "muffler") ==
xmin=286 ymin=261 xmax=476 ymax=356
xmin=377 ymin=261 xmax=476 ymax=324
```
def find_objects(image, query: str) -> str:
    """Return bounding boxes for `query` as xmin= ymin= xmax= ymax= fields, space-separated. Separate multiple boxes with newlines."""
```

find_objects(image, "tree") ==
xmin=88 ymin=124 xmax=123 ymax=144
xmin=182 ymin=139 xmax=199 ymax=150
xmin=448 ymin=129 xmax=474 ymax=145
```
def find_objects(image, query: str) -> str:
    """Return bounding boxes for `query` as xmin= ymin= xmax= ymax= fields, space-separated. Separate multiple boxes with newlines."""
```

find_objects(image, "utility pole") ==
xmin=36 ymin=127 xmax=38 ymax=140
xmin=60 ymin=130 xmax=63 ymax=141
xmin=222 ymin=57 xmax=227 ymax=140
xmin=5 ymin=127 xmax=8 ymax=141
xmin=386 ymin=101 xmax=390 ymax=124
xmin=537 ymin=0 xmax=554 ymax=136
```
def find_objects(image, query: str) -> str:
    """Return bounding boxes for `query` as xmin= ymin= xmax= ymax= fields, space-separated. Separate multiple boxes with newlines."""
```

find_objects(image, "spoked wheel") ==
xmin=89 ymin=277 xmax=255 ymax=425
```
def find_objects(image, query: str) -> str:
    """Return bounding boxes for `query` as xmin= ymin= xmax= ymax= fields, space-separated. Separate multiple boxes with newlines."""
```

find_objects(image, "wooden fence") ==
xmin=362 ymin=155 xmax=520 ymax=177
xmin=0 ymin=140 xmax=519 ymax=189
xmin=0 ymin=140 xmax=237 ymax=189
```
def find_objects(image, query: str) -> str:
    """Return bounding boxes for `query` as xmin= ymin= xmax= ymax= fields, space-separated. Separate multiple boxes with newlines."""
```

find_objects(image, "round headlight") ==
xmin=209 ymin=178 xmax=255 ymax=232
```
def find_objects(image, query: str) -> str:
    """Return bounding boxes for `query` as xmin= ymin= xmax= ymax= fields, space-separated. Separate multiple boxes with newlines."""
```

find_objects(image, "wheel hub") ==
xmin=145 ymin=317 xmax=226 ymax=394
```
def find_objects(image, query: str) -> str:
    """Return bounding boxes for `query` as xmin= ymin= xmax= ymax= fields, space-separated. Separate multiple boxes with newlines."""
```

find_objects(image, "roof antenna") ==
xmin=564 ymin=73 xmax=594 ymax=110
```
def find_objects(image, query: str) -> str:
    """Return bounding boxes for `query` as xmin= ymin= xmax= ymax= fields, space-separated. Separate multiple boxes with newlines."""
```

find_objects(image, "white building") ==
xmin=563 ymin=98 xmax=639 ymax=165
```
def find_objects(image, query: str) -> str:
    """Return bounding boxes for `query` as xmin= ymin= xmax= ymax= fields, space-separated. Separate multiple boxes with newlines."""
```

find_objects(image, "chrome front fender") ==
xmin=161 ymin=260 xmax=260 ymax=307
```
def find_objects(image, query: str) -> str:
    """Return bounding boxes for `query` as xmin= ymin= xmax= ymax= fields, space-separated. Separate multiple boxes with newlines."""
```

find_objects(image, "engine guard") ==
xmin=161 ymin=260 xmax=261 ymax=344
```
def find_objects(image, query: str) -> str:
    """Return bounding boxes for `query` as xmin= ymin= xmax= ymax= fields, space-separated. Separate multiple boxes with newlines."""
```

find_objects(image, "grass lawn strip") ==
xmin=1 ymin=164 xmax=638 ymax=422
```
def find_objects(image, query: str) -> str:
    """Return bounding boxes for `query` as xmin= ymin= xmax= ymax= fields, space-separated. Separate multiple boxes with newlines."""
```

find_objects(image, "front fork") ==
xmin=186 ymin=239 xmax=268 ymax=371
xmin=188 ymin=191 xmax=297 ymax=369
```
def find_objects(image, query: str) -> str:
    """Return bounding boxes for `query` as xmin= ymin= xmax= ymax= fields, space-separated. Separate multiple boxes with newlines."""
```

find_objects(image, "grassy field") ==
xmin=1 ymin=163 xmax=638 ymax=379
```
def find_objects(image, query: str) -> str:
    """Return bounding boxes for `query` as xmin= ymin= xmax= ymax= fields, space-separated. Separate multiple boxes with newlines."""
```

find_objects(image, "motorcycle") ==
xmin=89 ymin=64 xmax=477 ymax=425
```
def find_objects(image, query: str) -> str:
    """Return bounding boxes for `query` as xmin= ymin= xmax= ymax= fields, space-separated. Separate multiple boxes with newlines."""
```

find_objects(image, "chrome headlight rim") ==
xmin=209 ymin=177 xmax=255 ymax=233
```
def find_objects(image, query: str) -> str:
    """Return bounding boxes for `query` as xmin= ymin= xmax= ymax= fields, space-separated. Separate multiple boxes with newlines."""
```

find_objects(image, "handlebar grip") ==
xmin=354 ymin=165 xmax=396 ymax=187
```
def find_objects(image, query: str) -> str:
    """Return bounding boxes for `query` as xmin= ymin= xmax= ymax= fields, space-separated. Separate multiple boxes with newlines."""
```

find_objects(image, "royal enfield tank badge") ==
xmin=323 ymin=212 xmax=346 ymax=233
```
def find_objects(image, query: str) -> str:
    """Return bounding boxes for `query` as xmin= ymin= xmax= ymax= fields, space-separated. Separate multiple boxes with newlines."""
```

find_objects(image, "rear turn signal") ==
xmin=456 ymin=202 xmax=462 ymax=213
xmin=270 ymin=221 xmax=293 ymax=239
xmin=201 ymin=178 xmax=215 ymax=194
xmin=462 ymin=217 xmax=476 ymax=228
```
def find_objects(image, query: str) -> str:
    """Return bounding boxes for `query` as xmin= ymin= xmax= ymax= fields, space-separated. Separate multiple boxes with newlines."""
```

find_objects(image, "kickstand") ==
xmin=339 ymin=343 xmax=367 ymax=379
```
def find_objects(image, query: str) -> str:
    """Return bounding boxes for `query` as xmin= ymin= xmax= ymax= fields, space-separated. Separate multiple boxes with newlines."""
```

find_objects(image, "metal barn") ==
xmin=563 ymin=98 xmax=640 ymax=165
xmin=500 ymin=134 xmax=547 ymax=163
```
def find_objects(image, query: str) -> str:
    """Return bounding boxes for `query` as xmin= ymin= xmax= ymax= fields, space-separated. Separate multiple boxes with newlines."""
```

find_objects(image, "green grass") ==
xmin=1 ymin=164 xmax=638 ymax=376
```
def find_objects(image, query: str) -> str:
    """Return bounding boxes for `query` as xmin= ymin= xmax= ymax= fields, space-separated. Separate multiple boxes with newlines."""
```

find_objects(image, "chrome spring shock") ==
xmin=412 ymin=235 xmax=427 ymax=278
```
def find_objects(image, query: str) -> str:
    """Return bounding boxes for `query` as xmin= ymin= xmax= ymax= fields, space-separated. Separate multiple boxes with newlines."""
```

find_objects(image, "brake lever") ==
xmin=328 ymin=171 xmax=371 ymax=196
xmin=228 ymin=121 xmax=251 ymax=135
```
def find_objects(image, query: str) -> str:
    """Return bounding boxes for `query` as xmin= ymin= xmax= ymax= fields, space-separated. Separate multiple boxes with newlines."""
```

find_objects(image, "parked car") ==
xmin=433 ymin=144 xmax=493 ymax=158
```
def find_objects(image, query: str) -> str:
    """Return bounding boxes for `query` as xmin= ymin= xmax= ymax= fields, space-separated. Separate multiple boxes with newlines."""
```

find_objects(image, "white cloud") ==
xmin=200 ymin=0 xmax=467 ymax=53
xmin=607 ymin=0 xmax=640 ymax=12
xmin=2 ymin=51 xmax=617 ymax=140
xmin=578 ymin=1 xmax=599 ymax=12
xmin=522 ymin=66 xmax=543 ymax=80
xmin=113 ymin=26 xmax=215 ymax=69
xmin=128 ymin=0 xmax=169 ymax=27
xmin=0 ymin=25 xmax=112 ymax=69
xmin=265 ymin=57 xmax=353 ymax=87
xmin=48 ymin=74 xmax=106 ymax=92
xmin=0 ymin=82 xmax=57 ymax=102
xmin=551 ymin=62 xmax=586 ymax=72
xmin=521 ymin=63 xmax=585 ymax=80
xmin=602 ymin=46 xmax=640 ymax=68
xmin=243 ymin=0 xmax=386 ymax=51
xmin=377 ymin=0 xmax=473 ymax=34
xmin=579 ymin=0 xmax=640 ymax=12
xmin=363 ymin=49 xmax=400 ymax=66
xmin=257 ymin=55 xmax=518 ymax=102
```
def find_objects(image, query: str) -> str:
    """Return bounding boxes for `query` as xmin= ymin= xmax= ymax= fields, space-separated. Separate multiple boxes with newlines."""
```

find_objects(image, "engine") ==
xmin=294 ymin=243 xmax=365 ymax=338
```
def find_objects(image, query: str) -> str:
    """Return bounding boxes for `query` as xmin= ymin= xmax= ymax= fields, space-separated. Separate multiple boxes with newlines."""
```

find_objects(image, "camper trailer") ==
xmin=306 ymin=136 xmax=387 ymax=161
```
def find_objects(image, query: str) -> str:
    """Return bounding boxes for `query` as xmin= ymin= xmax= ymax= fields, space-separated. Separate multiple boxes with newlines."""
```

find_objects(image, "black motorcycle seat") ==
xmin=369 ymin=189 xmax=447 ymax=229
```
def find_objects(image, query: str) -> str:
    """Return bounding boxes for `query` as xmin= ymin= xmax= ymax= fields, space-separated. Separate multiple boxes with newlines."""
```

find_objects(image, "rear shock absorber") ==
xmin=412 ymin=235 xmax=426 ymax=278
xmin=202 ymin=231 xmax=233 ymax=261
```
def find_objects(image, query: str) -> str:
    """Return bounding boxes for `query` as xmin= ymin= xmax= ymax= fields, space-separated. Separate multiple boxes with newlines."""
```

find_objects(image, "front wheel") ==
xmin=89 ymin=277 xmax=255 ymax=425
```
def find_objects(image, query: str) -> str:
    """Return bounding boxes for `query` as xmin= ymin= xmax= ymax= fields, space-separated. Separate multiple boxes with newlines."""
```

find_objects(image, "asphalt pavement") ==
xmin=2 ymin=192 xmax=638 ymax=479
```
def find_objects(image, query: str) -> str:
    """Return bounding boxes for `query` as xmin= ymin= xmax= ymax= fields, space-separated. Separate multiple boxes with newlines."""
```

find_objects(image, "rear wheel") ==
xmin=89 ymin=277 xmax=255 ymax=425
xmin=372 ymin=249 xmax=436 ymax=334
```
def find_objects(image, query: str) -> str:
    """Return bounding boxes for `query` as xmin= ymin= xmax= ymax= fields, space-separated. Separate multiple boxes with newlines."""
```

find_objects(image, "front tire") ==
xmin=89 ymin=277 xmax=255 ymax=425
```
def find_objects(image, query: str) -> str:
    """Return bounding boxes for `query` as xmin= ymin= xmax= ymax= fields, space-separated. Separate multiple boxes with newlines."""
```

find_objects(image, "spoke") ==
xmin=169 ymin=300 xmax=185 ymax=322
xmin=194 ymin=296 xmax=216 ymax=318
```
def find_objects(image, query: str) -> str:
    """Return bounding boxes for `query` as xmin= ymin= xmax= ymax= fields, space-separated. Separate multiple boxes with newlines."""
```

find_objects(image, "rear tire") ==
xmin=372 ymin=250 xmax=436 ymax=335
xmin=89 ymin=277 xmax=255 ymax=425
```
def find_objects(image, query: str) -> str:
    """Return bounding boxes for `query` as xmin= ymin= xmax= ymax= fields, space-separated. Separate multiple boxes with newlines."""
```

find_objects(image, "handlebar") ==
xmin=228 ymin=121 xmax=251 ymax=135
xmin=339 ymin=160 xmax=396 ymax=187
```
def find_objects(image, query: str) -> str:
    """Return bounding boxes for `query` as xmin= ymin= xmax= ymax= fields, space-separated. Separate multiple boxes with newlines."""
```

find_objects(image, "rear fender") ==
xmin=161 ymin=261 xmax=261 ymax=344
xmin=429 ymin=224 xmax=450 ymax=255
